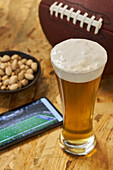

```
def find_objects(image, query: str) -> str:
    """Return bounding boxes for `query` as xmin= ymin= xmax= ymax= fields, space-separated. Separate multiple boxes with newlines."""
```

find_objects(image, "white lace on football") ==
xmin=60 ymin=4 xmax=68 ymax=19
xmin=55 ymin=3 xmax=63 ymax=17
xmin=87 ymin=15 xmax=95 ymax=32
xmin=49 ymin=2 xmax=103 ymax=34
xmin=50 ymin=2 xmax=58 ymax=15
xmin=80 ymin=12 xmax=88 ymax=28
xmin=67 ymin=8 xmax=74 ymax=21
xmin=73 ymin=10 xmax=81 ymax=25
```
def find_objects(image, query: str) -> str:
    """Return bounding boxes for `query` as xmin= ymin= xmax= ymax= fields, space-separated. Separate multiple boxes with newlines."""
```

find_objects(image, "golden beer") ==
xmin=51 ymin=39 xmax=107 ymax=155
xmin=56 ymin=75 xmax=101 ymax=144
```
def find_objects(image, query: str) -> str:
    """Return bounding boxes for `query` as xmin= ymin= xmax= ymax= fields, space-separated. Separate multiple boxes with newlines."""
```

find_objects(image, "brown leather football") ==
xmin=39 ymin=0 xmax=113 ymax=75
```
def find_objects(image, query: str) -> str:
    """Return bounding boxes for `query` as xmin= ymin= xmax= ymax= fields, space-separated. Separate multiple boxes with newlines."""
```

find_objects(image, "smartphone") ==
xmin=0 ymin=98 xmax=63 ymax=150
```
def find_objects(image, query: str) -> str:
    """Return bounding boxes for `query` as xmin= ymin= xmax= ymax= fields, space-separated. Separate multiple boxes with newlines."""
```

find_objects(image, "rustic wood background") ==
xmin=0 ymin=0 xmax=113 ymax=169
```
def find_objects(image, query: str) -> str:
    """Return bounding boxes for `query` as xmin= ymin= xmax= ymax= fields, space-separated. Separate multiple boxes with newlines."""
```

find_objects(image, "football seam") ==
xmin=49 ymin=15 xmax=105 ymax=41
xmin=64 ymin=0 xmax=111 ymax=24
xmin=40 ymin=1 xmax=111 ymax=25
xmin=39 ymin=2 xmax=113 ymax=34
xmin=49 ymin=2 xmax=103 ymax=34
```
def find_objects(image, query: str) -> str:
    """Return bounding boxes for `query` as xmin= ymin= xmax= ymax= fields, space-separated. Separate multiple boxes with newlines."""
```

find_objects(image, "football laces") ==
xmin=50 ymin=2 xmax=103 ymax=34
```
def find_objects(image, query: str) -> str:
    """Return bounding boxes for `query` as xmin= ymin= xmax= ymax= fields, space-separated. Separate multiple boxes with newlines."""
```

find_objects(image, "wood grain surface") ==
xmin=0 ymin=0 xmax=113 ymax=169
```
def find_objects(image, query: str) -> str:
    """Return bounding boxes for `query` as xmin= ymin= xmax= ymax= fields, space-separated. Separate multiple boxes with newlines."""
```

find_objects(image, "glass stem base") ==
xmin=59 ymin=133 xmax=96 ymax=156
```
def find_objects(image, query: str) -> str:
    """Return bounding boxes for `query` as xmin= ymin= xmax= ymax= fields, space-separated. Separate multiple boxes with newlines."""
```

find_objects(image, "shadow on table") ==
xmin=97 ymin=75 xmax=113 ymax=102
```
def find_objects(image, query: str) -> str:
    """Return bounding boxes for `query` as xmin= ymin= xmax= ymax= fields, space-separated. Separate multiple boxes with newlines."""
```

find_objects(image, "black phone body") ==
xmin=0 ymin=98 xmax=63 ymax=150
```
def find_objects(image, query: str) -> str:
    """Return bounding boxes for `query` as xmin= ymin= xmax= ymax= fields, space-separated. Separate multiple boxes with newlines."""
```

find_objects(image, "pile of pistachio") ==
xmin=0 ymin=54 xmax=38 ymax=91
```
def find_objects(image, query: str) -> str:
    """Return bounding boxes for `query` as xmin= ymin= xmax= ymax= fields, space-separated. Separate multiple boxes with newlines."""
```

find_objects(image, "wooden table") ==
xmin=0 ymin=0 xmax=113 ymax=169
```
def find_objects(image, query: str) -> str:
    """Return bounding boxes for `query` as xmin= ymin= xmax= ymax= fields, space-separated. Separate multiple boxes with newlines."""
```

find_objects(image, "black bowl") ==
xmin=0 ymin=51 xmax=41 ymax=93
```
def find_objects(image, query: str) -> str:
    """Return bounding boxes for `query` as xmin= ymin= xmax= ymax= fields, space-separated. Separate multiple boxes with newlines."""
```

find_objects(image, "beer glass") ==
xmin=51 ymin=39 xmax=107 ymax=155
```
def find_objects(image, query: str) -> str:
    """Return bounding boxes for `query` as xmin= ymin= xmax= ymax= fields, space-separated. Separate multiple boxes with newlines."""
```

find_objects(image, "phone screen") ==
xmin=0 ymin=98 xmax=63 ymax=149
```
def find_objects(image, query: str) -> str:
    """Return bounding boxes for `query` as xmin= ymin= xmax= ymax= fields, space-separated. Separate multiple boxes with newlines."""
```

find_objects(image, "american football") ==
xmin=39 ymin=0 xmax=113 ymax=75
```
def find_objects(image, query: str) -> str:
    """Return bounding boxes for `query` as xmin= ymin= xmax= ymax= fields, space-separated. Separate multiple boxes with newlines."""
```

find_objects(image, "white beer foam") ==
xmin=51 ymin=39 xmax=107 ymax=83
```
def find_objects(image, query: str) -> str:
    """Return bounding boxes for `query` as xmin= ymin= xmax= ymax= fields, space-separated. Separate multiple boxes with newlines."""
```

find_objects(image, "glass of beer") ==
xmin=50 ymin=39 xmax=107 ymax=155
